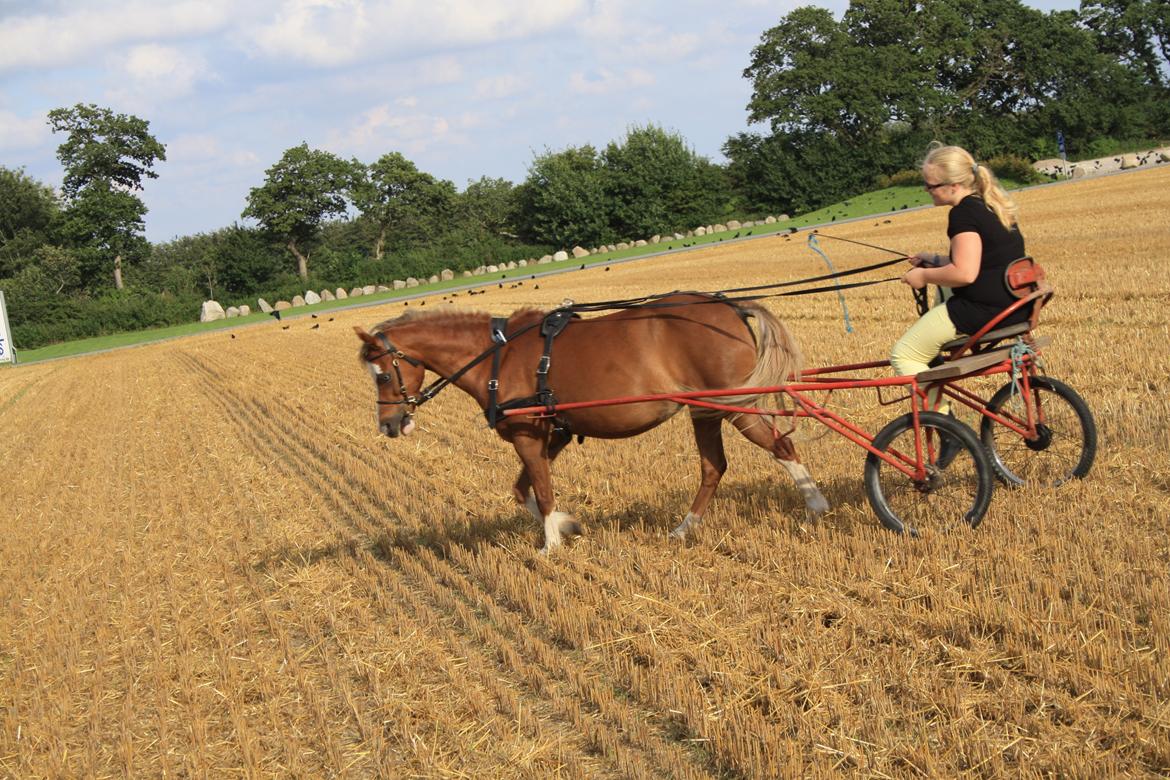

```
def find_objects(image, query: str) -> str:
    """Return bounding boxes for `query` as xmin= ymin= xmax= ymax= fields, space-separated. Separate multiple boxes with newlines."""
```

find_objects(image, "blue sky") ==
xmin=1 ymin=0 xmax=1080 ymax=243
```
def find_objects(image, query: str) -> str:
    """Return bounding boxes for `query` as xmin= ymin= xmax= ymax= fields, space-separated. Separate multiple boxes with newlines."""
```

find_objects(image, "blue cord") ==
xmin=806 ymin=234 xmax=854 ymax=333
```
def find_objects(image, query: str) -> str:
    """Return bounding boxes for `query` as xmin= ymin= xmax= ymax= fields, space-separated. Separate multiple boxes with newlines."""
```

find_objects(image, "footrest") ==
xmin=939 ymin=322 xmax=1031 ymax=352
xmin=917 ymin=335 xmax=1050 ymax=382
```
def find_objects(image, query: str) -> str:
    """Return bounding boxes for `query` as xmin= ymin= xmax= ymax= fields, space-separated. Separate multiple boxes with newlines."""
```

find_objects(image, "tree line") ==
xmin=1 ymin=0 xmax=1166 ymax=350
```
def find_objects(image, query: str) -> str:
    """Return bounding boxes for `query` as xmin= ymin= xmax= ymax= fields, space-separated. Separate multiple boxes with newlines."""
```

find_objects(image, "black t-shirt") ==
xmin=944 ymin=195 xmax=1029 ymax=334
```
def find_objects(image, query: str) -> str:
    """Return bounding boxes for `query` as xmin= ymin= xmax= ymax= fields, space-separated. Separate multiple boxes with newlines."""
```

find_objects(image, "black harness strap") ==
xmin=485 ymin=316 xmax=509 ymax=429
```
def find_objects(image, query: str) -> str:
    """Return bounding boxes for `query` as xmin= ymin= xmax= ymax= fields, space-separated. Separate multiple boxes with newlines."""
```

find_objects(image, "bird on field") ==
xmin=311 ymin=313 xmax=318 ymax=318
xmin=746 ymin=230 xmax=752 ymax=236
xmin=534 ymin=284 xmax=540 ymax=290
xmin=328 ymin=317 xmax=334 ymax=322
xmin=733 ymin=232 xmax=740 ymax=238
xmin=310 ymin=323 xmax=319 ymax=330
xmin=579 ymin=264 xmax=585 ymax=270
xmin=270 ymin=310 xmax=282 ymax=321
xmin=281 ymin=325 xmax=290 ymax=330
xmin=230 ymin=334 xmax=236 ymax=339
xmin=605 ymin=266 xmax=610 ymax=271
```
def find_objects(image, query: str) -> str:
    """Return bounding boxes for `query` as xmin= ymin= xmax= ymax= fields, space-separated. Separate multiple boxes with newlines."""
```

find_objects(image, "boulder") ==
xmin=275 ymin=300 xmax=293 ymax=311
xmin=607 ymin=244 xmax=617 ymax=252
xmin=1071 ymin=167 xmax=1086 ymax=179
xmin=428 ymin=275 xmax=439 ymax=284
xmin=320 ymin=289 xmax=335 ymax=301
xmin=695 ymin=227 xmax=707 ymax=236
xmin=200 ymin=301 xmax=224 ymax=322
xmin=486 ymin=264 xmax=499 ymax=274
xmin=463 ymin=270 xmax=473 ymax=277
xmin=393 ymin=280 xmax=407 ymax=290
xmin=226 ymin=306 xmax=240 ymax=318
xmin=764 ymin=216 xmax=776 ymax=225
xmin=741 ymin=221 xmax=754 ymax=228
xmin=335 ymin=288 xmax=348 ymax=299
xmin=650 ymin=235 xmax=661 ymax=244
xmin=475 ymin=266 xmax=487 ymax=275
xmin=572 ymin=246 xmax=589 ymax=258
xmin=1120 ymin=153 xmax=1139 ymax=170
xmin=777 ymin=214 xmax=790 ymax=221
xmin=553 ymin=250 xmax=569 ymax=261
xmin=714 ymin=224 xmax=727 ymax=233
xmin=376 ymin=285 xmax=389 ymax=292
xmin=616 ymin=242 xmax=630 ymax=250
xmin=239 ymin=305 xmax=251 ymax=316
xmin=634 ymin=239 xmax=648 ymax=247
xmin=291 ymin=295 xmax=306 ymax=307
xmin=538 ymin=256 xmax=553 ymax=264
xmin=674 ymin=233 xmax=685 ymax=240
xmin=304 ymin=290 xmax=321 ymax=305
xmin=441 ymin=269 xmax=454 ymax=281
xmin=349 ymin=288 xmax=363 ymax=297
xmin=257 ymin=298 xmax=273 ymax=313
xmin=505 ymin=261 xmax=517 ymax=270
xmin=727 ymin=220 xmax=741 ymax=230
xmin=406 ymin=278 xmax=419 ymax=288
xmin=517 ymin=259 xmax=528 ymax=267
xmin=362 ymin=285 xmax=376 ymax=295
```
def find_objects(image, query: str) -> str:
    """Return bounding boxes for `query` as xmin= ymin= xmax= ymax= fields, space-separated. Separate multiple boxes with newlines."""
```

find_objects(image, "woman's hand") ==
xmin=901 ymin=266 xmax=930 ymax=289
xmin=908 ymin=252 xmax=946 ymax=267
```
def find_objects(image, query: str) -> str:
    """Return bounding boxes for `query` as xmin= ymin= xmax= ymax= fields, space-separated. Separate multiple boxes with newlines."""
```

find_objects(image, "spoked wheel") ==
xmin=864 ymin=411 xmax=995 ymax=536
xmin=980 ymin=375 xmax=1097 ymax=487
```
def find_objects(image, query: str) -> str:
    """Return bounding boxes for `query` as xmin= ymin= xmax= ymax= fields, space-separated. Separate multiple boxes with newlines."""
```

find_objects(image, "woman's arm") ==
xmin=902 ymin=232 xmax=982 ymax=289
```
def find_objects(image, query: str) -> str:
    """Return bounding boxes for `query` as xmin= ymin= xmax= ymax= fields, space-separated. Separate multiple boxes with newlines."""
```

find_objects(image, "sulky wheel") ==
xmin=863 ymin=411 xmax=995 ymax=536
xmin=980 ymin=375 xmax=1097 ymax=488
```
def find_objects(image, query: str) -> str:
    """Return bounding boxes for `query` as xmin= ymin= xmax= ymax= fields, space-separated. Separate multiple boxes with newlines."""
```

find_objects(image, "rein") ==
xmin=367 ymin=234 xmax=913 ymax=416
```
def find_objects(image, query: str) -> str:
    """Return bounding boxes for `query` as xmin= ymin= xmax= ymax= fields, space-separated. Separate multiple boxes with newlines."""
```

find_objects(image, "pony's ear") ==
xmin=353 ymin=326 xmax=380 ymax=348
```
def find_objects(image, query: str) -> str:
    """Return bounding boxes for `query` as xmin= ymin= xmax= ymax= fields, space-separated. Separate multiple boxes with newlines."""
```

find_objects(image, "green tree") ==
xmin=350 ymin=153 xmax=456 ymax=261
xmin=1081 ymin=0 xmax=1169 ymax=86
xmin=0 ymin=166 xmax=61 ymax=278
xmin=602 ymin=124 xmax=725 ymax=238
xmin=242 ymin=143 xmax=356 ymax=280
xmin=457 ymin=176 xmax=520 ymax=239
xmin=47 ymin=104 xmax=166 ymax=290
xmin=518 ymin=145 xmax=608 ymax=248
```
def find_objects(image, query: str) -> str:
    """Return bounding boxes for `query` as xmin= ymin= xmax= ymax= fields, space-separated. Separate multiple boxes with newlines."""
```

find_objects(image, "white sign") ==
xmin=0 ymin=290 xmax=14 ymax=364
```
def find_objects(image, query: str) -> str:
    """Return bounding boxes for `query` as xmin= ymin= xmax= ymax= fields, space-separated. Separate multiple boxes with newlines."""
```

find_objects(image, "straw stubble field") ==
xmin=2 ymin=168 xmax=1168 ymax=778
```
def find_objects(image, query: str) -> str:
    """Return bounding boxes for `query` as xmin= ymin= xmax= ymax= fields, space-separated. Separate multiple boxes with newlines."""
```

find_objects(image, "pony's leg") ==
xmin=511 ymin=432 xmax=581 ymax=554
xmin=513 ymin=429 xmax=573 ymax=522
xmin=671 ymin=416 xmax=727 ymax=540
xmin=731 ymin=416 xmax=830 ymax=516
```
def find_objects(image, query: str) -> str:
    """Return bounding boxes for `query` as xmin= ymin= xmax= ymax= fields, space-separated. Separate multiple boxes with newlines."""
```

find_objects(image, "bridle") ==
xmin=367 ymin=332 xmax=424 ymax=414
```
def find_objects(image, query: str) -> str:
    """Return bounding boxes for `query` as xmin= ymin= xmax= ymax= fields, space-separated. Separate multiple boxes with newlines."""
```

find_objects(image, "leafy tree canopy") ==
xmin=47 ymin=103 xmax=166 ymax=199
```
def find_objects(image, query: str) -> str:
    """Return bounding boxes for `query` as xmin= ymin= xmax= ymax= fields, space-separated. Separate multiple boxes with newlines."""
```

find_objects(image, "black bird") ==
xmin=534 ymin=284 xmax=540 ymax=289
xmin=788 ymin=227 xmax=798 ymax=234
xmin=270 ymin=310 xmax=282 ymax=321
xmin=579 ymin=264 xmax=585 ymax=270
xmin=498 ymin=283 xmax=503 ymax=288
xmin=281 ymin=325 xmax=290 ymax=330
xmin=605 ymin=266 xmax=610 ymax=271
xmin=733 ymin=232 xmax=740 ymax=238
xmin=883 ymin=219 xmax=892 ymax=224
xmin=310 ymin=323 xmax=319 ymax=330
xmin=745 ymin=231 xmax=752 ymax=236
xmin=230 ymin=334 xmax=236 ymax=339
xmin=311 ymin=313 xmax=318 ymax=318
xmin=328 ymin=318 xmax=334 ymax=322
xmin=420 ymin=300 xmax=426 ymax=305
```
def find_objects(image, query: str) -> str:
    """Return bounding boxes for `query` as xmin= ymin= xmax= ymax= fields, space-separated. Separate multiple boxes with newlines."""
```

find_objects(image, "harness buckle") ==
xmin=536 ymin=355 xmax=551 ymax=376
xmin=487 ymin=379 xmax=499 ymax=391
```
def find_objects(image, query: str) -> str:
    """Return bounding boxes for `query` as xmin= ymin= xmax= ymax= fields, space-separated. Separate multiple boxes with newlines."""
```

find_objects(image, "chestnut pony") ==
xmin=355 ymin=293 xmax=828 ymax=552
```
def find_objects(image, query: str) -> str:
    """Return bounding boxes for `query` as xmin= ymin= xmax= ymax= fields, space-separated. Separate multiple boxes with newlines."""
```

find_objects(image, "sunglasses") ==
xmin=923 ymin=181 xmax=949 ymax=191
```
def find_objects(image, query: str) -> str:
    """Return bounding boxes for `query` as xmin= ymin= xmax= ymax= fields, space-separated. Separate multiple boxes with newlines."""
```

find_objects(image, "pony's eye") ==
xmin=376 ymin=372 xmax=393 ymax=385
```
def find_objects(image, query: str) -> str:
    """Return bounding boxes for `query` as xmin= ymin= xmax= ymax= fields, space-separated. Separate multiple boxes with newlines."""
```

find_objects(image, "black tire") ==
xmin=864 ymin=411 xmax=995 ymax=535
xmin=980 ymin=376 xmax=1097 ymax=488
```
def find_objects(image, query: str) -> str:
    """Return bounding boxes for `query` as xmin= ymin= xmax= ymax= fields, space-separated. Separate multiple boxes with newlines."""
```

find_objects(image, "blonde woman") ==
xmin=892 ymin=145 xmax=1028 ymax=399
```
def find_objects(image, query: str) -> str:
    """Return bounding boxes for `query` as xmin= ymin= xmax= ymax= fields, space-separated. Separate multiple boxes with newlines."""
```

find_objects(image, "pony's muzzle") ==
xmin=379 ymin=414 xmax=415 ymax=438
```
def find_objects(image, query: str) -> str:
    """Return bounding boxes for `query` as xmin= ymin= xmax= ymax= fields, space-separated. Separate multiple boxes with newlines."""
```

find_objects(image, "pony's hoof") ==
xmin=558 ymin=516 xmax=583 ymax=537
xmin=668 ymin=527 xmax=687 ymax=541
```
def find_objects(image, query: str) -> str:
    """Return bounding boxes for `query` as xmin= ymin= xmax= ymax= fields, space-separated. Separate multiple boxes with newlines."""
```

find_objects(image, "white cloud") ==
xmin=244 ymin=0 xmax=585 ymax=67
xmin=122 ymin=44 xmax=211 ymax=96
xmin=569 ymin=68 xmax=655 ymax=96
xmin=328 ymin=102 xmax=462 ymax=157
xmin=0 ymin=1 xmax=233 ymax=74
xmin=0 ymin=109 xmax=49 ymax=152
xmin=474 ymin=74 xmax=526 ymax=100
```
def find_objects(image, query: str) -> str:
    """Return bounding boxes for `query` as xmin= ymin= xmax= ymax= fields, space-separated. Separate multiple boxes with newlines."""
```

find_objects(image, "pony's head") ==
xmin=354 ymin=324 xmax=426 ymax=438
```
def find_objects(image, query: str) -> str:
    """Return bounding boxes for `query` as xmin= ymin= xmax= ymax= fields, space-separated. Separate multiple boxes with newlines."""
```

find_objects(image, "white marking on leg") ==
xmin=540 ymin=510 xmax=573 ymax=555
xmin=778 ymin=459 xmax=830 ymax=515
xmin=670 ymin=512 xmax=702 ymax=540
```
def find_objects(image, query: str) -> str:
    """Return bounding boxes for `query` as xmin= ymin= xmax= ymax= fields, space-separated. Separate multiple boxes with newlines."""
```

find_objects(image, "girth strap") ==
xmin=485 ymin=316 xmax=509 ymax=429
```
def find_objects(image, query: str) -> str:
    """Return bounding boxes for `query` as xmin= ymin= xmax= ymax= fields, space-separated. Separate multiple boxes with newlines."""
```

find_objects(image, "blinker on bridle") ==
xmin=369 ymin=332 xmax=422 ymax=412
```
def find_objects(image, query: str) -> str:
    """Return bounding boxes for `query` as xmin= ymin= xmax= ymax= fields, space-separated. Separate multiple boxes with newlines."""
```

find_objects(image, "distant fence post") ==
xmin=0 ymin=290 xmax=15 ymax=365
